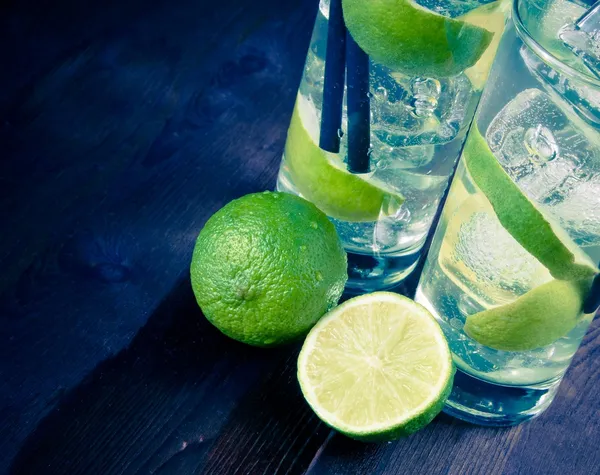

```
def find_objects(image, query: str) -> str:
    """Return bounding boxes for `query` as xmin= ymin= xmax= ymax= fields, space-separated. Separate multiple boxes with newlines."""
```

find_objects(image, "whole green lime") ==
xmin=190 ymin=191 xmax=348 ymax=346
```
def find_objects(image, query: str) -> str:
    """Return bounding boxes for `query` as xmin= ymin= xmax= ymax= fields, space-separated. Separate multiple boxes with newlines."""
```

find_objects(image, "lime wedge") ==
xmin=461 ymin=0 xmax=510 ymax=90
xmin=297 ymin=292 xmax=454 ymax=442
xmin=285 ymin=96 xmax=404 ymax=222
xmin=342 ymin=0 xmax=494 ymax=77
xmin=465 ymin=278 xmax=593 ymax=351
xmin=463 ymin=124 xmax=598 ymax=281
xmin=439 ymin=195 xmax=553 ymax=308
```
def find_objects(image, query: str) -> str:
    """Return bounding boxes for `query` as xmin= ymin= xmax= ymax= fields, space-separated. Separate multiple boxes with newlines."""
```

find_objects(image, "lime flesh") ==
xmin=297 ymin=292 xmax=454 ymax=441
xmin=465 ymin=278 xmax=593 ymax=351
xmin=342 ymin=0 xmax=494 ymax=77
xmin=285 ymin=96 xmax=404 ymax=222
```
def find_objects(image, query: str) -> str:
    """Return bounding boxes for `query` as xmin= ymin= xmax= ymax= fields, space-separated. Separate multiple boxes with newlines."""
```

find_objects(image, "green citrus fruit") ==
xmin=465 ymin=278 xmax=593 ymax=351
xmin=463 ymin=124 xmax=598 ymax=281
xmin=285 ymin=96 xmax=404 ymax=222
xmin=342 ymin=0 xmax=494 ymax=77
xmin=190 ymin=191 xmax=348 ymax=346
xmin=297 ymin=292 xmax=454 ymax=442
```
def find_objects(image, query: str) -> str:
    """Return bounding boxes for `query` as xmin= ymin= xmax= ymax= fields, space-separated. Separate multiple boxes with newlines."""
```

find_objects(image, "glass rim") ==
xmin=513 ymin=0 xmax=600 ymax=89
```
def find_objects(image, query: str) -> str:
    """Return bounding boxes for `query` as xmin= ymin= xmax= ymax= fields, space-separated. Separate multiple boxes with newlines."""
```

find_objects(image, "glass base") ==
xmin=344 ymin=249 xmax=420 ymax=293
xmin=276 ymin=166 xmax=423 ymax=293
xmin=444 ymin=367 xmax=562 ymax=426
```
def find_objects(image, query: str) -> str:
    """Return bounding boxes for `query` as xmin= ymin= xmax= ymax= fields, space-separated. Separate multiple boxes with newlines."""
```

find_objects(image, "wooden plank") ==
xmin=1 ymin=0 xmax=320 ymax=472
xmin=3 ymin=0 xmax=600 ymax=473
xmin=308 ymin=318 xmax=600 ymax=475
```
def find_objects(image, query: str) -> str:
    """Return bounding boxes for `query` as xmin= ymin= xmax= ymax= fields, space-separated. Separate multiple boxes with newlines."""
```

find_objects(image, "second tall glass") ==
xmin=277 ymin=0 xmax=509 ymax=291
xmin=416 ymin=0 xmax=600 ymax=425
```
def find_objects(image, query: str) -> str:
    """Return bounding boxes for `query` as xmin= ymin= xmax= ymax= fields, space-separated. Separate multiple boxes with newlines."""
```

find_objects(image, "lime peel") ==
xmin=342 ymin=0 xmax=494 ymax=77
xmin=465 ymin=278 xmax=593 ymax=351
xmin=190 ymin=191 xmax=347 ymax=347
xmin=463 ymin=124 xmax=598 ymax=281
xmin=285 ymin=97 xmax=404 ymax=222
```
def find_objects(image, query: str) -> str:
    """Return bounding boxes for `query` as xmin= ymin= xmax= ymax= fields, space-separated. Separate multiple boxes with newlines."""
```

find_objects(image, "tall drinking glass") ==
xmin=416 ymin=0 xmax=600 ymax=425
xmin=277 ymin=0 xmax=509 ymax=291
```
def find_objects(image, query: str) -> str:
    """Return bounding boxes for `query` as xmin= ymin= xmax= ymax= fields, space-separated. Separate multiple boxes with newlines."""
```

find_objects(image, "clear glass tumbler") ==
xmin=416 ymin=0 xmax=600 ymax=425
xmin=277 ymin=0 xmax=509 ymax=292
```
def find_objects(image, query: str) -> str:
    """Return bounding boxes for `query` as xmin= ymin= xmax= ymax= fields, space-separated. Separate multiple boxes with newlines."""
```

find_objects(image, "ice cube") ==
xmin=520 ymin=0 xmax=587 ymax=63
xmin=486 ymin=88 xmax=600 ymax=244
xmin=440 ymin=198 xmax=553 ymax=306
xmin=559 ymin=22 xmax=600 ymax=79
xmin=520 ymin=42 xmax=600 ymax=126
xmin=369 ymin=63 xmax=476 ymax=147
xmin=414 ymin=0 xmax=492 ymax=18
xmin=559 ymin=0 xmax=600 ymax=78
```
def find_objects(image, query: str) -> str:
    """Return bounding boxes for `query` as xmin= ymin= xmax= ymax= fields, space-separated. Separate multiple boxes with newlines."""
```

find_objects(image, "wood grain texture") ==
xmin=1 ymin=0 xmax=600 ymax=473
xmin=310 ymin=318 xmax=600 ymax=475
xmin=1 ymin=0 xmax=320 ymax=471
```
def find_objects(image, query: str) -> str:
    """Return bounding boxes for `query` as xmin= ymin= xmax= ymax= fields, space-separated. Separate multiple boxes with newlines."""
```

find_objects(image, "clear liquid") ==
xmin=415 ymin=5 xmax=600 ymax=423
xmin=418 ymin=161 xmax=598 ymax=387
xmin=277 ymin=0 xmax=506 ymax=289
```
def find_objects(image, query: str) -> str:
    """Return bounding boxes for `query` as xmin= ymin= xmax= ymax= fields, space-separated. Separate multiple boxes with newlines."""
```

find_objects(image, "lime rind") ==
xmin=297 ymin=292 xmax=454 ymax=441
xmin=190 ymin=191 xmax=347 ymax=347
xmin=342 ymin=0 xmax=494 ymax=77
xmin=464 ymin=278 xmax=593 ymax=351
xmin=461 ymin=124 xmax=598 ymax=351
xmin=285 ymin=96 xmax=404 ymax=222
xmin=463 ymin=124 xmax=598 ymax=281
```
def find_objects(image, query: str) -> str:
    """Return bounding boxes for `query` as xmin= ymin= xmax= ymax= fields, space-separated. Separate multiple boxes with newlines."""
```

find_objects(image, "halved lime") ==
xmin=463 ymin=124 xmax=598 ymax=281
xmin=297 ymin=292 xmax=454 ymax=442
xmin=342 ymin=0 xmax=494 ymax=77
xmin=285 ymin=96 xmax=404 ymax=222
xmin=465 ymin=278 xmax=593 ymax=351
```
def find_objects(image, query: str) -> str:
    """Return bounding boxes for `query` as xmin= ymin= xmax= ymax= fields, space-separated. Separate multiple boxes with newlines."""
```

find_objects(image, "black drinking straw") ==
xmin=583 ymin=270 xmax=600 ymax=314
xmin=319 ymin=0 xmax=346 ymax=153
xmin=345 ymin=32 xmax=371 ymax=174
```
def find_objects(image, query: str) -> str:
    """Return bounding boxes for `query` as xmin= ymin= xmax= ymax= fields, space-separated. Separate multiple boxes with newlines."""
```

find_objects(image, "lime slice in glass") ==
xmin=463 ymin=124 xmax=598 ymax=281
xmin=342 ymin=0 xmax=494 ymax=77
xmin=465 ymin=278 xmax=593 ymax=351
xmin=297 ymin=292 xmax=454 ymax=442
xmin=285 ymin=96 xmax=404 ymax=222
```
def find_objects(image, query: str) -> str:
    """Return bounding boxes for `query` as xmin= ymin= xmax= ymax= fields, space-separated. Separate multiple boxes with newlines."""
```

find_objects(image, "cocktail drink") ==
xmin=277 ymin=0 xmax=509 ymax=291
xmin=416 ymin=0 xmax=600 ymax=425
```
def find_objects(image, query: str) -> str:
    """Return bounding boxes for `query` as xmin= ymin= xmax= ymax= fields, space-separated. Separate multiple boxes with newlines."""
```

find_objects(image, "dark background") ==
xmin=1 ymin=0 xmax=599 ymax=473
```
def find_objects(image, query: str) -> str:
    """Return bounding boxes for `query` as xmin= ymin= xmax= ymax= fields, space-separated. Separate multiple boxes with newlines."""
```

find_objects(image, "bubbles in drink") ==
xmin=486 ymin=88 xmax=600 ymax=245
xmin=370 ymin=63 xmax=476 ymax=147
xmin=440 ymin=200 xmax=552 ymax=306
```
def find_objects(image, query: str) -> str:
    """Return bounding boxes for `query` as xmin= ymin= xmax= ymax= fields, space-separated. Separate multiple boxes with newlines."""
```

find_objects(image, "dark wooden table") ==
xmin=1 ymin=0 xmax=599 ymax=473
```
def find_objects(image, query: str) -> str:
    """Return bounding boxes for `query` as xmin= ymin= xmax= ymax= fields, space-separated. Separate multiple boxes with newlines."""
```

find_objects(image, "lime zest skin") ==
xmin=190 ymin=191 xmax=347 ymax=347
xmin=461 ymin=125 xmax=598 ymax=351
xmin=285 ymin=98 xmax=404 ymax=222
xmin=465 ymin=278 xmax=593 ymax=351
xmin=342 ymin=0 xmax=494 ymax=77
xmin=463 ymin=124 xmax=598 ymax=281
